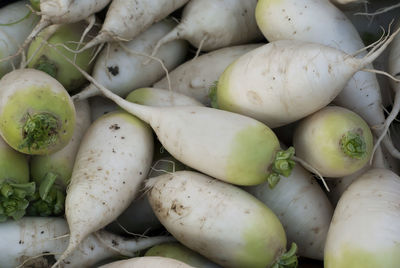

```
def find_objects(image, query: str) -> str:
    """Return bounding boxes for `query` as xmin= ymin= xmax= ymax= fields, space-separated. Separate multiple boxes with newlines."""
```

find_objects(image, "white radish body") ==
xmin=99 ymin=256 xmax=196 ymax=268
xmin=81 ymin=0 xmax=189 ymax=50
xmin=126 ymin=87 xmax=204 ymax=107
xmin=0 ymin=0 xmax=39 ymax=78
xmin=0 ymin=217 xmax=174 ymax=268
xmin=151 ymin=0 xmax=263 ymax=56
xmin=58 ymin=111 xmax=154 ymax=264
xmin=147 ymin=171 xmax=289 ymax=268
xmin=217 ymin=39 xmax=389 ymax=128
xmin=154 ymin=44 xmax=261 ymax=105
xmin=324 ymin=168 xmax=400 ymax=267
xmin=255 ymin=0 xmax=398 ymax=157
xmin=245 ymin=162 xmax=333 ymax=260
xmin=73 ymin=20 xmax=188 ymax=100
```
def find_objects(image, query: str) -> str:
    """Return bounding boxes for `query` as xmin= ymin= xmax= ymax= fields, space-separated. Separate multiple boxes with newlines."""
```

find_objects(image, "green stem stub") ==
xmin=267 ymin=147 xmax=296 ymax=189
xmin=271 ymin=243 xmax=298 ymax=268
xmin=340 ymin=131 xmax=366 ymax=159
xmin=33 ymin=58 xmax=58 ymax=79
xmin=0 ymin=181 xmax=36 ymax=221
xmin=27 ymin=172 xmax=65 ymax=216
xmin=19 ymin=112 xmax=60 ymax=152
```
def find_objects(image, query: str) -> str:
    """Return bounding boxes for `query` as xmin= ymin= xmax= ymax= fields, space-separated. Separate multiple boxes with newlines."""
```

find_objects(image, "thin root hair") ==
xmin=355 ymin=3 xmax=400 ymax=17
xmin=118 ymin=42 xmax=172 ymax=93
xmin=115 ymin=220 xmax=150 ymax=238
xmin=292 ymin=156 xmax=330 ymax=192
xmin=16 ymin=252 xmax=61 ymax=268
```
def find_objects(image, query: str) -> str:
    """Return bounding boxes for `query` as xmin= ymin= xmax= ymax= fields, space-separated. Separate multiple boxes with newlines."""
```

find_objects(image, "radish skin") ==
xmin=99 ymin=256 xmax=196 ymax=268
xmin=245 ymin=158 xmax=333 ymax=260
xmin=216 ymin=36 xmax=396 ymax=128
xmin=0 ymin=69 xmax=75 ymax=155
xmin=55 ymin=111 xmax=154 ymax=265
xmin=0 ymin=0 xmax=39 ymax=78
xmin=255 ymin=0 xmax=400 ymax=158
xmin=145 ymin=242 xmax=221 ymax=268
xmin=73 ymin=20 xmax=188 ymax=100
xmin=146 ymin=171 xmax=296 ymax=268
xmin=0 ymin=217 xmax=175 ymax=268
xmin=126 ymin=87 xmax=204 ymax=107
xmin=154 ymin=44 xmax=261 ymax=105
xmin=80 ymin=0 xmax=189 ymax=51
xmin=151 ymin=0 xmax=263 ymax=57
xmin=324 ymin=168 xmax=400 ymax=267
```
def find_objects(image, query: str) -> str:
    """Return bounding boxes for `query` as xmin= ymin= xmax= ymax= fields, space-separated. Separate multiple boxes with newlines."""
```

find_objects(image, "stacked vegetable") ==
xmin=0 ymin=0 xmax=399 ymax=267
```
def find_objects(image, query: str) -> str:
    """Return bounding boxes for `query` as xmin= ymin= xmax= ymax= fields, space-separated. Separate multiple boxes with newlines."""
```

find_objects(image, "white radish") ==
xmin=0 ymin=0 xmax=39 ymax=78
xmin=73 ymin=20 xmax=188 ymax=100
xmin=154 ymin=44 xmax=262 ymax=106
xmin=255 ymin=0 xmax=400 ymax=159
xmin=146 ymin=171 xmax=297 ymax=268
xmin=126 ymin=87 xmax=204 ymax=107
xmin=150 ymin=0 xmax=263 ymax=57
xmin=2 ymin=0 xmax=111 ymax=64
xmin=324 ymin=168 xmax=400 ymax=267
xmin=216 ymin=34 xmax=397 ymax=128
xmin=54 ymin=111 xmax=154 ymax=265
xmin=245 ymin=157 xmax=333 ymax=260
xmin=293 ymin=106 xmax=374 ymax=177
xmin=0 ymin=217 xmax=174 ymax=268
xmin=79 ymin=0 xmax=189 ymax=51
xmin=50 ymin=44 xmax=297 ymax=188
xmin=99 ymin=256 xmax=196 ymax=268
xmin=0 ymin=68 xmax=76 ymax=155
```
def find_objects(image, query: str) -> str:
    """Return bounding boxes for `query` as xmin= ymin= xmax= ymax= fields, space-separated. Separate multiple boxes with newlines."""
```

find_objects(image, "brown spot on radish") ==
xmin=109 ymin=124 xmax=120 ymax=130
xmin=312 ymin=227 xmax=320 ymax=234
xmin=107 ymin=66 xmax=119 ymax=76
xmin=247 ymin=90 xmax=263 ymax=105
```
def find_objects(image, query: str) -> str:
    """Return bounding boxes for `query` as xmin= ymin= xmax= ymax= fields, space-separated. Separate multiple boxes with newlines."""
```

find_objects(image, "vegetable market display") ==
xmin=0 ymin=0 xmax=399 ymax=267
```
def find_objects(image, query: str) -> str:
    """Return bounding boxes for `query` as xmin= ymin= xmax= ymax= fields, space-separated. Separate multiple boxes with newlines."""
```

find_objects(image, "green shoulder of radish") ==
xmin=150 ymin=0 xmax=264 ymax=58
xmin=99 ymin=256 xmax=197 ymax=268
xmin=244 ymin=147 xmax=334 ymax=261
xmin=54 ymin=110 xmax=154 ymax=266
xmin=73 ymin=19 xmax=188 ymax=100
xmin=146 ymin=171 xmax=298 ymax=268
xmin=0 ymin=136 xmax=33 ymax=221
xmin=324 ymin=168 xmax=400 ymax=268
xmin=154 ymin=44 xmax=262 ymax=106
xmin=254 ymin=0 xmax=400 ymax=161
xmin=79 ymin=0 xmax=190 ymax=51
xmin=0 ymin=217 xmax=175 ymax=268
xmin=0 ymin=0 xmax=40 ymax=78
xmin=27 ymin=21 xmax=99 ymax=92
xmin=145 ymin=242 xmax=221 ymax=268
xmin=126 ymin=87 xmax=204 ymax=107
xmin=28 ymin=100 xmax=91 ymax=217
xmin=30 ymin=0 xmax=40 ymax=11
xmin=293 ymin=106 xmax=373 ymax=178
xmin=0 ymin=69 xmax=75 ymax=155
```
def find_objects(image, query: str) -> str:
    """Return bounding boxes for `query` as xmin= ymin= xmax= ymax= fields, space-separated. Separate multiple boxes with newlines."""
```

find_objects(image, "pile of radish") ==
xmin=0 ymin=0 xmax=399 ymax=267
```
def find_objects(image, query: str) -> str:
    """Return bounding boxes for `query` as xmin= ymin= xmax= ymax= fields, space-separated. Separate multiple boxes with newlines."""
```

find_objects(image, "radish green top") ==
xmin=0 ymin=69 xmax=76 ymax=155
xmin=0 ymin=136 xmax=33 ymax=221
